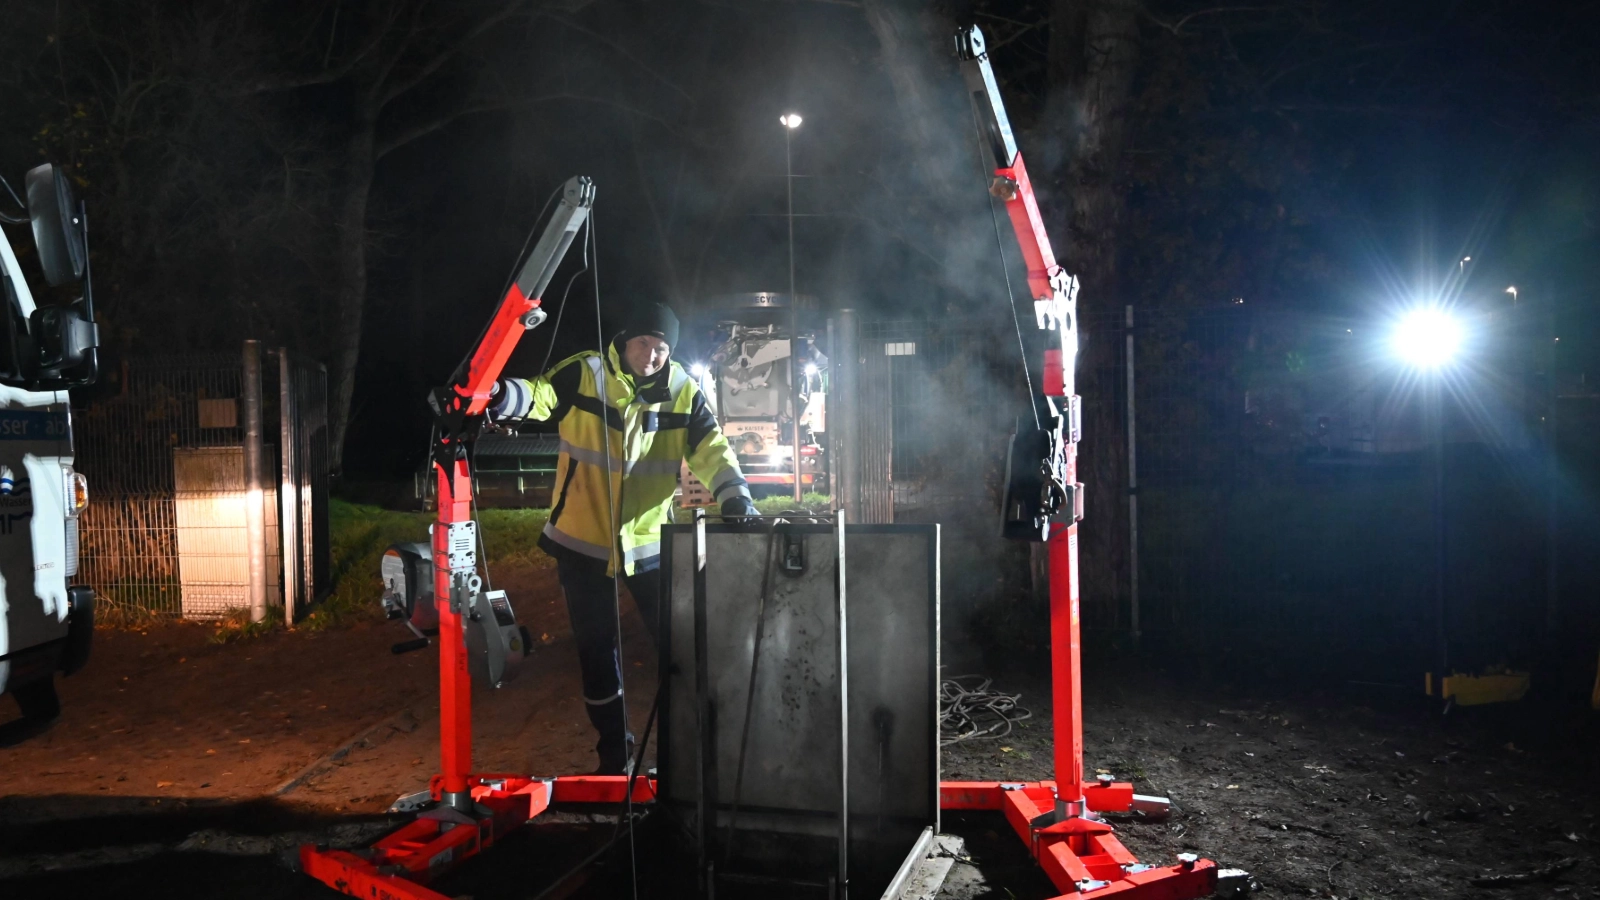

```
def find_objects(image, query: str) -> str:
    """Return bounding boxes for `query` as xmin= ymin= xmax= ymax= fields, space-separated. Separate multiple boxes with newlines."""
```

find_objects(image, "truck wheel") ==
xmin=13 ymin=678 xmax=61 ymax=723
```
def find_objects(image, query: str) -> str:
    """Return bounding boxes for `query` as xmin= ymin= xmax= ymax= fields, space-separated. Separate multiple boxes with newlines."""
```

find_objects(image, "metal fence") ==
xmin=277 ymin=351 xmax=332 ymax=619
xmin=849 ymin=306 xmax=1561 ymax=673
xmin=75 ymin=346 xmax=330 ymax=620
xmin=848 ymin=315 xmax=1037 ymax=633
xmin=858 ymin=316 xmax=1033 ymax=511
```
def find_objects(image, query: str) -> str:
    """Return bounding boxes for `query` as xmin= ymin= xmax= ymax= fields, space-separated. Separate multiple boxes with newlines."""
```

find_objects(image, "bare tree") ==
xmin=228 ymin=0 xmax=606 ymax=472
xmin=11 ymin=1 xmax=338 ymax=355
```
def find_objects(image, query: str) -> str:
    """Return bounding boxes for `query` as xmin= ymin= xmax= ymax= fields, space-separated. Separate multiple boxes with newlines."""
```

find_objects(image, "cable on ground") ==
xmin=939 ymin=675 xmax=1032 ymax=747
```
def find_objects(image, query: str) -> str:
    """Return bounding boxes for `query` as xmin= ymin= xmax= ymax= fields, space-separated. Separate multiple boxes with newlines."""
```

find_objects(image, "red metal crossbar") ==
xmin=301 ymin=775 xmax=653 ymax=900
xmin=941 ymin=781 xmax=1217 ymax=898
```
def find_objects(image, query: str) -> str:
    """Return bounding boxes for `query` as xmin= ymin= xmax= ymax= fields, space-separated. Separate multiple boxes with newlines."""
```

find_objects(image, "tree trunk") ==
xmin=1045 ymin=0 xmax=1142 ymax=630
xmin=861 ymin=0 xmax=963 ymax=192
xmin=327 ymin=125 xmax=376 ymax=476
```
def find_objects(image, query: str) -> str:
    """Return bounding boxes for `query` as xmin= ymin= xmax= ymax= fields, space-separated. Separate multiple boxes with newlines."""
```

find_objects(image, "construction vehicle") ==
xmin=0 ymin=163 xmax=102 ymax=726
xmin=682 ymin=293 xmax=827 ymax=503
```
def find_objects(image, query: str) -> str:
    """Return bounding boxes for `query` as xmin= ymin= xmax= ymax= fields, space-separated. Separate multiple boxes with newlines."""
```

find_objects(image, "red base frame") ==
xmin=941 ymin=781 xmax=1217 ymax=899
xmin=301 ymin=774 xmax=655 ymax=900
xmin=303 ymin=776 xmax=1215 ymax=900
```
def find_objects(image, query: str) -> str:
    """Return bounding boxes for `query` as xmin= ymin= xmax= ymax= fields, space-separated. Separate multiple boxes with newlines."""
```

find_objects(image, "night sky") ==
xmin=0 ymin=1 xmax=1592 ymax=479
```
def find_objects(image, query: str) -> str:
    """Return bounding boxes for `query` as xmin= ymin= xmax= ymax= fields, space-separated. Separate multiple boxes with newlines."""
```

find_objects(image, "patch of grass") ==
xmin=753 ymin=492 xmax=834 ymax=515
xmin=674 ymin=492 xmax=835 ymax=523
xmin=96 ymin=594 xmax=169 ymax=630
xmin=210 ymin=604 xmax=285 ymax=643
xmin=475 ymin=506 xmax=554 ymax=568
xmin=302 ymin=500 xmax=434 ymax=632
xmin=301 ymin=500 xmax=556 ymax=634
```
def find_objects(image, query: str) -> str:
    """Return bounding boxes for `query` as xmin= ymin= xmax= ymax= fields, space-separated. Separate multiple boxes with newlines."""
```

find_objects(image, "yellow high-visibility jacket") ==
xmin=494 ymin=344 xmax=750 ymax=575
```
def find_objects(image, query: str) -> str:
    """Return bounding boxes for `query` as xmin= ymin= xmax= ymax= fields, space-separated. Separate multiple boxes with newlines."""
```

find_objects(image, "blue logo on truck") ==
xmin=0 ymin=466 xmax=26 ymax=496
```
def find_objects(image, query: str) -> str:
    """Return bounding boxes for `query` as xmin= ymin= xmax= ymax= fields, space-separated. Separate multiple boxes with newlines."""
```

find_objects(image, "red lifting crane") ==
xmin=300 ymin=177 xmax=655 ymax=900
xmin=935 ymin=25 xmax=1240 ymax=899
xmin=301 ymin=30 xmax=1244 ymax=899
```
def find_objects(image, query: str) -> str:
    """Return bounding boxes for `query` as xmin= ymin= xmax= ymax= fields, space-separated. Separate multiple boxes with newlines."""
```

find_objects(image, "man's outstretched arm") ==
xmin=488 ymin=357 xmax=584 ymax=423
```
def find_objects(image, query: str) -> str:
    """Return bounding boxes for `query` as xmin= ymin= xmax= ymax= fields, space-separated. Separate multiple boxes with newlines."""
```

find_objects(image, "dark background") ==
xmin=0 ymin=0 xmax=1595 ymax=676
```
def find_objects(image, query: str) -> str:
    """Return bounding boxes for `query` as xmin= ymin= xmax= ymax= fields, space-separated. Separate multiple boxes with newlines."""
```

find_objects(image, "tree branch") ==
xmin=1142 ymin=6 xmax=1292 ymax=36
xmin=542 ymin=13 xmax=692 ymax=102
xmin=373 ymin=90 xmax=677 ymax=159
xmin=229 ymin=9 xmax=393 ymax=95
xmin=365 ymin=1 xmax=434 ymax=109
xmin=378 ymin=0 xmax=529 ymax=108
xmin=629 ymin=119 xmax=682 ymax=302
xmin=695 ymin=0 xmax=861 ymax=8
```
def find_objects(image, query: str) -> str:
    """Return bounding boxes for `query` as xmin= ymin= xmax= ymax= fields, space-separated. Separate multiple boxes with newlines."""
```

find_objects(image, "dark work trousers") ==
xmin=557 ymin=559 xmax=662 ymax=772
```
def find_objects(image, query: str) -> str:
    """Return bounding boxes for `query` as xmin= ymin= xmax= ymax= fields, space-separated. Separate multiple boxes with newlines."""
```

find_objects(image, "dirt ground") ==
xmin=940 ymin=665 xmax=1600 ymax=900
xmin=4 ymin=564 xmax=1600 ymax=898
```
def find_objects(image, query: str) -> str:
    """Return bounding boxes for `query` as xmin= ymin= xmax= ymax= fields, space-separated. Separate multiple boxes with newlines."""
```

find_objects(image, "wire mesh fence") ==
xmin=75 ymin=347 xmax=330 ymax=620
xmin=859 ymin=316 xmax=1032 ymax=513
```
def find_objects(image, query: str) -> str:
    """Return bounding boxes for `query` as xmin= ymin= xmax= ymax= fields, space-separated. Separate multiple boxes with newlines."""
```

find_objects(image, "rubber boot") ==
xmin=587 ymin=697 xmax=635 ymax=775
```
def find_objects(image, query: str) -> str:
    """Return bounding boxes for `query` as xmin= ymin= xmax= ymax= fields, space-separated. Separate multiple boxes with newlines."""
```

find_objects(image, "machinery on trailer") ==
xmin=0 ymin=163 xmax=101 ymax=727
xmin=682 ymin=292 xmax=827 ymax=502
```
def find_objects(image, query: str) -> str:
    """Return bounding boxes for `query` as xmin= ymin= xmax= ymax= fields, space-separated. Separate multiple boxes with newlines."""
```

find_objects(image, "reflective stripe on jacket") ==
xmin=495 ymin=345 xmax=750 ymax=575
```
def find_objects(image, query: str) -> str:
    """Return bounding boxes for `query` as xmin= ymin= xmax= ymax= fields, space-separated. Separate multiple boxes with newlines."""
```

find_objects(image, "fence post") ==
xmin=833 ymin=309 xmax=859 ymax=519
xmin=278 ymin=348 xmax=299 ymax=626
xmin=1126 ymin=305 xmax=1140 ymax=644
xmin=243 ymin=340 xmax=268 ymax=624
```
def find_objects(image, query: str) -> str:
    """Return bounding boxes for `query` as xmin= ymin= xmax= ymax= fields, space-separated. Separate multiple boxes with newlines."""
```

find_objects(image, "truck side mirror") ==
xmin=26 ymin=164 xmax=86 ymax=287
xmin=30 ymin=305 xmax=97 ymax=374
xmin=0 ymin=162 xmax=101 ymax=391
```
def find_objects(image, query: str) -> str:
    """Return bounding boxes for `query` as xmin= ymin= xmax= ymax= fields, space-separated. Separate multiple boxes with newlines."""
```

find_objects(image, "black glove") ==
xmin=720 ymin=496 xmax=759 ymax=524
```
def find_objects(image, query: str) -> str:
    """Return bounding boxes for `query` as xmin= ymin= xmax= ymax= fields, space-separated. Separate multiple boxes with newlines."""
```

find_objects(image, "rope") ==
xmin=968 ymin=93 xmax=1041 ymax=429
xmin=586 ymin=210 xmax=644 ymax=900
xmin=537 ymin=217 xmax=591 ymax=374
xmin=939 ymin=675 xmax=1032 ymax=747
xmin=445 ymin=183 xmax=564 ymax=389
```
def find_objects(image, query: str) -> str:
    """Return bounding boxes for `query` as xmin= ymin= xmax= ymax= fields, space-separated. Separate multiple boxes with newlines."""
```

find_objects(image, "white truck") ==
xmin=0 ymin=163 xmax=101 ymax=726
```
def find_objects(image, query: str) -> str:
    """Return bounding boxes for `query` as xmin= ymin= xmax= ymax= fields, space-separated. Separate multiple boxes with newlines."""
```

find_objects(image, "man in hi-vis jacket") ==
xmin=489 ymin=302 xmax=757 ymax=773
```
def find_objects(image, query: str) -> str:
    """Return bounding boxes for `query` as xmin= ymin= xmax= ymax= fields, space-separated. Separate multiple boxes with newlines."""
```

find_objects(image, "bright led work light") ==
xmin=1392 ymin=308 xmax=1463 ymax=368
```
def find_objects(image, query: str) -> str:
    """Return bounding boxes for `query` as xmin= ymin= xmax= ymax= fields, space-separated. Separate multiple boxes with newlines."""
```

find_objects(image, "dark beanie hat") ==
xmin=616 ymin=302 xmax=680 ymax=349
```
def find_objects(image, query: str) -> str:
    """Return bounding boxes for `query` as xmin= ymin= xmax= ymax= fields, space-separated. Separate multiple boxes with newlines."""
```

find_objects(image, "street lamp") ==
xmin=1392 ymin=306 xmax=1463 ymax=699
xmin=1505 ymin=285 xmax=1518 ymax=306
xmin=782 ymin=111 xmax=804 ymax=501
